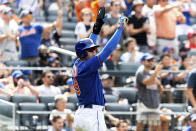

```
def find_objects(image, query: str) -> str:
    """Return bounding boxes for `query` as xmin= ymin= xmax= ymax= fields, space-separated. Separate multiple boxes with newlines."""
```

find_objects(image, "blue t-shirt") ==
xmin=72 ymin=56 xmax=105 ymax=106
xmin=124 ymin=0 xmax=133 ymax=17
xmin=187 ymin=69 xmax=196 ymax=106
xmin=18 ymin=24 xmax=43 ymax=59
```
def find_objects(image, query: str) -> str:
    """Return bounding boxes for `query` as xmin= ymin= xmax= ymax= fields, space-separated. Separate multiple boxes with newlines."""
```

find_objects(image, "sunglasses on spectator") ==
xmin=147 ymin=59 xmax=155 ymax=62
xmin=85 ymin=47 xmax=98 ymax=52
xmin=46 ymin=75 xmax=54 ymax=78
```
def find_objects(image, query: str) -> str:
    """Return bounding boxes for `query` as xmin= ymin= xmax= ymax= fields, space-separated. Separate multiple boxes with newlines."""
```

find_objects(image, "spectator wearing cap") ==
xmin=183 ymin=113 xmax=196 ymax=131
xmin=135 ymin=54 xmax=163 ymax=131
xmin=18 ymin=9 xmax=61 ymax=61
xmin=142 ymin=0 xmax=156 ymax=49
xmin=159 ymin=54 xmax=178 ymax=103
xmin=12 ymin=70 xmax=38 ymax=95
xmin=154 ymin=0 xmax=186 ymax=58
xmin=185 ymin=32 xmax=196 ymax=49
xmin=120 ymin=37 xmax=144 ymax=63
xmin=64 ymin=78 xmax=75 ymax=97
xmin=49 ymin=94 xmax=73 ymax=131
xmin=102 ymin=0 xmax=126 ymax=46
xmin=101 ymin=74 xmax=119 ymax=98
xmin=0 ymin=6 xmax=18 ymax=61
xmin=37 ymin=71 xmax=61 ymax=96
xmin=127 ymin=0 xmax=150 ymax=53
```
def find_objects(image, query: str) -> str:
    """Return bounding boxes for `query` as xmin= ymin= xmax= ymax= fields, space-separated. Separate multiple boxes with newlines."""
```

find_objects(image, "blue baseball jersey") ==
xmin=72 ymin=56 xmax=105 ymax=106
xmin=18 ymin=24 xmax=43 ymax=59
xmin=72 ymin=28 xmax=123 ymax=106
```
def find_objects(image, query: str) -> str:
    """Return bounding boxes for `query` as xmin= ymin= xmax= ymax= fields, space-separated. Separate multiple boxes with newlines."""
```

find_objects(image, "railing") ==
xmin=0 ymin=99 xmax=15 ymax=131
xmin=15 ymin=110 xmax=190 ymax=131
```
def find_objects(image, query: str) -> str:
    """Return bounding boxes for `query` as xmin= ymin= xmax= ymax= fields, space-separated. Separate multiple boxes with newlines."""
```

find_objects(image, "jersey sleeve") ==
xmin=97 ymin=28 xmax=123 ymax=64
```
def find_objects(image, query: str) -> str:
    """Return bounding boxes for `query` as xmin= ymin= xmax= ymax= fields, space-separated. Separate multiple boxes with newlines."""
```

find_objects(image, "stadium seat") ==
xmin=4 ymin=60 xmax=28 ymax=67
xmin=61 ymin=30 xmax=75 ymax=38
xmin=160 ymin=104 xmax=186 ymax=112
xmin=117 ymin=88 xmax=138 ymax=105
xmin=11 ymin=95 xmax=37 ymax=104
xmin=19 ymin=103 xmax=48 ymax=127
xmin=48 ymin=102 xmax=77 ymax=111
xmin=48 ymin=103 xmax=55 ymax=111
xmin=105 ymin=103 xmax=131 ymax=119
xmin=104 ymin=95 xmax=119 ymax=103
xmin=190 ymin=16 xmax=196 ymax=25
xmin=60 ymin=38 xmax=77 ymax=45
xmin=0 ymin=94 xmax=9 ymax=101
xmin=118 ymin=62 xmax=141 ymax=76
xmin=67 ymin=96 xmax=78 ymax=104
xmin=62 ymin=45 xmax=75 ymax=52
xmin=39 ymin=95 xmax=55 ymax=104
xmin=0 ymin=103 xmax=15 ymax=118
xmin=178 ymin=34 xmax=188 ymax=45
xmin=188 ymin=49 xmax=196 ymax=56
xmin=63 ymin=22 xmax=77 ymax=30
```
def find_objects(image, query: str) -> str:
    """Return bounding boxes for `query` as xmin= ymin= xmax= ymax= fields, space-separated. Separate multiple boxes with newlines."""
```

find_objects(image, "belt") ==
xmin=79 ymin=104 xmax=104 ymax=111
xmin=157 ymin=37 xmax=175 ymax=40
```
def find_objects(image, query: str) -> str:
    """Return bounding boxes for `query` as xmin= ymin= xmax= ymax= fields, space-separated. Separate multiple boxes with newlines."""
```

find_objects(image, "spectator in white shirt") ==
xmin=37 ymin=71 xmax=61 ymax=96
xmin=74 ymin=8 xmax=94 ymax=41
xmin=49 ymin=95 xmax=73 ymax=131
xmin=120 ymin=37 xmax=144 ymax=63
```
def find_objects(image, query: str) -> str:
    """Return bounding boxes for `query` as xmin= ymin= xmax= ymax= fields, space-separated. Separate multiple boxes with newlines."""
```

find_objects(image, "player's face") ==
xmin=53 ymin=118 xmax=64 ymax=131
xmin=86 ymin=47 xmax=98 ymax=59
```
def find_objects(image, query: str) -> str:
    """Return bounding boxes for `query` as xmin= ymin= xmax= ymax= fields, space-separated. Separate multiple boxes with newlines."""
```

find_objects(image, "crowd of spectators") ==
xmin=0 ymin=0 xmax=196 ymax=130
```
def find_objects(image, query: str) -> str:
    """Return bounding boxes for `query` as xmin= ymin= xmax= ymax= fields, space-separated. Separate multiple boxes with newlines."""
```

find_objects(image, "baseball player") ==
xmin=72 ymin=6 xmax=128 ymax=131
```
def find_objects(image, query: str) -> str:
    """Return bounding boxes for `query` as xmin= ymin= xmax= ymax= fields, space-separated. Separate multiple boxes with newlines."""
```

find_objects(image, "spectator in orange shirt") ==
xmin=75 ymin=0 xmax=106 ymax=22
xmin=154 ymin=0 xmax=186 ymax=58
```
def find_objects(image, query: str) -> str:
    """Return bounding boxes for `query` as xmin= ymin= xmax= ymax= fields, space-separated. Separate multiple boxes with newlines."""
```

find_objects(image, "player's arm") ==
xmin=98 ymin=17 xmax=127 ymax=63
xmin=89 ymin=7 xmax=106 ymax=44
